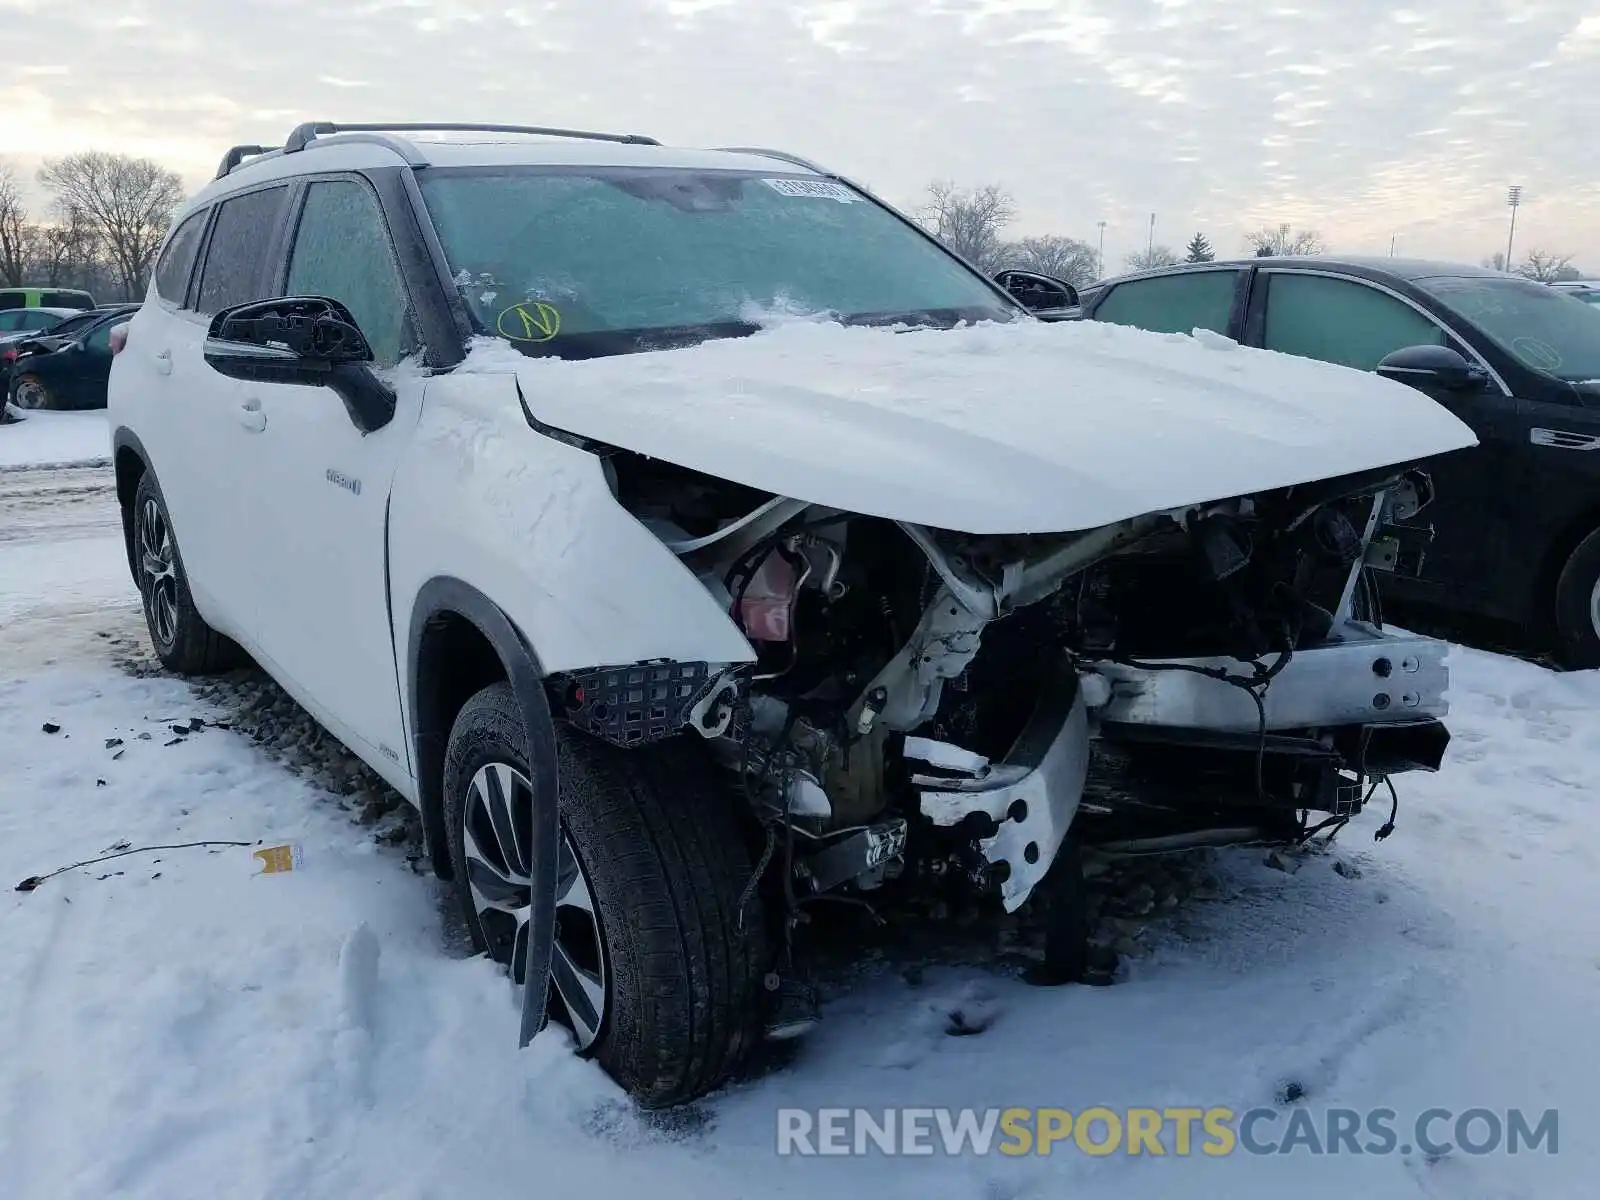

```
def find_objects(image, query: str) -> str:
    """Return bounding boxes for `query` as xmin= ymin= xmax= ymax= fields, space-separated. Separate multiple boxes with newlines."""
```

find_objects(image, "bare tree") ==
xmin=0 ymin=161 xmax=32 ymax=288
xmin=998 ymin=234 xmax=1099 ymax=286
xmin=920 ymin=181 xmax=1016 ymax=274
xmin=1517 ymin=250 xmax=1577 ymax=283
xmin=1125 ymin=245 xmax=1180 ymax=271
xmin=37 ymin=151 xmax=184 ymax=300
xmin=1481 ymin=252 xmax=1508 ymax=272
xmin=1244 ymin=224 xmax=1325 ymax=257
xmin=32 ymin=205 xmax=99 ymax=287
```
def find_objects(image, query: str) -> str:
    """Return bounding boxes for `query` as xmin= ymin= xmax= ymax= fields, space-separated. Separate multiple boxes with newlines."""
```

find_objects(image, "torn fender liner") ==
xmin=550 ymin=661 xmax=730 ymax=747
xmin=914 ymin=669 xmax=1090 ymax=911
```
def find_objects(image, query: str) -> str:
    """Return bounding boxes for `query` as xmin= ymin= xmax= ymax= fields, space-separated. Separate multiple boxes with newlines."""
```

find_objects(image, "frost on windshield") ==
xmin=420 ymin=167 xmax=1013 ymax=357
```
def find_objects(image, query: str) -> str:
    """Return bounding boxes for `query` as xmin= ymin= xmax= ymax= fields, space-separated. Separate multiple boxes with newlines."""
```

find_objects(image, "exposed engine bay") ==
xmin=551 ymin=453 xmax=1451 ymax=930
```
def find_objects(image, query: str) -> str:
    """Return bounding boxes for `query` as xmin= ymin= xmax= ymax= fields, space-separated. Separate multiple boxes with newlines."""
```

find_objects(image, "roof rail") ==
xmin=214 ymin=145 xmax=273 ymax=179
xmin=716 ymin=147 xmax=833 ymax=175
xmin=282 ymin=121 xmax=661 ymax=157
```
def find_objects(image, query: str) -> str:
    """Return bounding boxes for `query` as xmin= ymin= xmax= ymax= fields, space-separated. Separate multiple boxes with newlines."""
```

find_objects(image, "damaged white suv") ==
xmin=109 ymin=122 xmax=1476 ymax=1107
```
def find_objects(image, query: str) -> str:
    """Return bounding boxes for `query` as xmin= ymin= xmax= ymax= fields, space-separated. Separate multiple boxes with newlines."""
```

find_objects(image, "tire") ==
xmin=443 ymin=682 xmax=770 ymax=1107
xmin=10 ymin=375 xmax=54 ymax=411
xmin=1553 ymin=528 xmax=1600 ymax=669
xmin=1025 ymin=834 xmax=1090 ymax=986
xmin=131 ymin=471 xmax=239 ymax=674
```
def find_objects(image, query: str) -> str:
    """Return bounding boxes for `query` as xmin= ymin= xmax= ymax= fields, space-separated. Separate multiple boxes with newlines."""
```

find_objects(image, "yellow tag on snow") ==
xmin=253 ymin=844 xmax=305 ymax=875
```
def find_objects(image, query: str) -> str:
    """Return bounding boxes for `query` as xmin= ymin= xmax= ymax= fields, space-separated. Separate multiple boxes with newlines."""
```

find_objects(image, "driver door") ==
xmin=244 ymin=176 xmax=422 ymax=782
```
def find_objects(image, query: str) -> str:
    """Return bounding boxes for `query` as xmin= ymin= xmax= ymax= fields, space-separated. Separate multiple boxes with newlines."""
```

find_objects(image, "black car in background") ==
xmin=1076 ymin=258 xmax=1600 ymax=666
xmin=4 ymin=305 xmax=138 ymax=413
xmin=0 ymin=306 xmax=81 ymax=392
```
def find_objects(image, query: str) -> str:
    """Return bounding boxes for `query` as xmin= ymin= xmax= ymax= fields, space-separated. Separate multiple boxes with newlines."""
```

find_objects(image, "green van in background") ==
xmin=0 ymin=287 xmax=96 ymax=311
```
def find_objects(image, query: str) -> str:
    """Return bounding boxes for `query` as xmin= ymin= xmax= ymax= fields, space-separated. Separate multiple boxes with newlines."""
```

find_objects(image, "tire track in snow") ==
xmin=0 ymin=891 xmax=78 ymax=1194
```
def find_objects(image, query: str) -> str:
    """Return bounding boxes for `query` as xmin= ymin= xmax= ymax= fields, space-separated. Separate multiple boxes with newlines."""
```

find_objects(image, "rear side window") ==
xmin=0 ymin=311 xmax=23 ymax=331
xmin=0 ymin=293 xmax=24 ymax=311
xmin=1093 ymin=270 xmax=1240 ymax=335
xmin=153 ymin=211 xmax=209 ymax=306
xmin=40 ymin=291 xmax=92 ymax=310
xmin=1264 ymin=273 xmax=1443 ymax=372
xmin=196 ymin=186 xmax=288 ymax=315
xmin=19 ymin=310 xmax=63 ymax=330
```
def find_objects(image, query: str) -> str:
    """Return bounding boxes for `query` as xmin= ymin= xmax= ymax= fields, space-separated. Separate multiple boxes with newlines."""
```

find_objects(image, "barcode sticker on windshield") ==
xmin=762 ymin=178 xmax=857 ymax=203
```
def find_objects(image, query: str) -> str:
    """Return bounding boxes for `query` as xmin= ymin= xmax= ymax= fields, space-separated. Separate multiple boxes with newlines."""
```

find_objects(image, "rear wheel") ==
xmin=131 ymin=471 xmax=239 ymax=674
xmin=1553 ymin=528 xmax=1600 ymax=669
xmin=10 ymin=375 xmax=54 ymax=411
xmin=443 ymin=683 xmax=770 ymax=1107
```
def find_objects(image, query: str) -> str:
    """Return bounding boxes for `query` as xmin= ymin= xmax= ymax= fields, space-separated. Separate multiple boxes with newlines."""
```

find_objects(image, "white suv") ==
xmin=109 ymin=122 xmax=1475 ymax=1107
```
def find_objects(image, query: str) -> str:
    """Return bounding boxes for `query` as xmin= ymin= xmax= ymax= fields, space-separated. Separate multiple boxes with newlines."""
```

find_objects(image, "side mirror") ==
xmin=205 ymin=297 xmax=394 ymax=433
xmin=1376 ymin=344 xmax=1488 ymax=393
xmin=994 ymin=269 xmax=1081 ymax=318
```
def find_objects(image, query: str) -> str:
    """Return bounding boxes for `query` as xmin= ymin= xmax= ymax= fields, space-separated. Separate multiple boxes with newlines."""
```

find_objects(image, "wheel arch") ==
xmin=112 ymin=426 xmax=151 ymax=585
xmin=1535 ymin=501 xmax=1600 ymax=633
xmin=407 ymin=576 xmax=558 ymax=882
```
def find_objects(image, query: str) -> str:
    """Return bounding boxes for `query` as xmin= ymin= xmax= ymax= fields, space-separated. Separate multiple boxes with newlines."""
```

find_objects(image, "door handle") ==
xmin=154 ymin=349 xmax=172 ymax=376
xmin=237 ymin=399 xmax=266 ymax=433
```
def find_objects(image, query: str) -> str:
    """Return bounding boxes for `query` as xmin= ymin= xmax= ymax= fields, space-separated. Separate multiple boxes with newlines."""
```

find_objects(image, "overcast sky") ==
xmin=2 ymin=0 xmax=1596 ymax=270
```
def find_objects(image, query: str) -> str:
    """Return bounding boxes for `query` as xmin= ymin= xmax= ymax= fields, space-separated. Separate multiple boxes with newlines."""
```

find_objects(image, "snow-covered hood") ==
xmin=506 ymin=319 xmax=1478 ymax=535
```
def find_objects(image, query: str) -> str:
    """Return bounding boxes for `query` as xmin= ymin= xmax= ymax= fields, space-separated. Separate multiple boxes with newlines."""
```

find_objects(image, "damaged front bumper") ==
xmin=909 ymin=669 xmax=1090 ymax=913
xmin=1086 ymin=622 xmax=1450 ymax=733
xmin=907 ymin=624 xmax=1450 ymax=910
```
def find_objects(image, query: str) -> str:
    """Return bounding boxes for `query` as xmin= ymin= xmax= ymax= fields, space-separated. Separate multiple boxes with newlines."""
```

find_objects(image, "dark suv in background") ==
xmin=1077 ymin=258 xmax=1600 ymax=667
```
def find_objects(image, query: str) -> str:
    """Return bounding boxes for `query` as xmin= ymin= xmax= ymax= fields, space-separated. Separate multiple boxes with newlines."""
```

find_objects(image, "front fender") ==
xmin=387 ymin=369 xmax=756 ymax=677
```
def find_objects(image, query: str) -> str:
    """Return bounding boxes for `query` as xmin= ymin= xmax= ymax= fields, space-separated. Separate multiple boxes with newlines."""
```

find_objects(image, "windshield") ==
xmin=1418 ymin=275 xmax=1600 ymax=383
xmin=417 ymin=167 xmax=1014 ymax=358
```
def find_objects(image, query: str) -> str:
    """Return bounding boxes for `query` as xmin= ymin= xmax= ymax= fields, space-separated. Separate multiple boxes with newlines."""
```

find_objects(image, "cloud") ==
xmin=0 ymin=0 xmax=1594 ymax=267
xmin=1557 ymin=13 xmax=1600 ymax=55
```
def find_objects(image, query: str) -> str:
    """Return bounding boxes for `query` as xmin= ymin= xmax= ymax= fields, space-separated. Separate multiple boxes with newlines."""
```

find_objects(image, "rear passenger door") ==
xmin=1089 ymin=268 xmax=1247 ymax=337
xmin=135 ymin=186 xmax=290 ymax=636
xmin=1248 ymin=268 xmax=1518 ymax=607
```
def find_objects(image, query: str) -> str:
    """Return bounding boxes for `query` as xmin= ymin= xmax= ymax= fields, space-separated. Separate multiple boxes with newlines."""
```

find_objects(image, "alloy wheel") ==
xmin=137 ymin=496 xmax=179 ymax=648
xmin=462 ymin=762 xmax=608 ymax=1050
xmin=12 ymin=378 xmax=48 ymax=410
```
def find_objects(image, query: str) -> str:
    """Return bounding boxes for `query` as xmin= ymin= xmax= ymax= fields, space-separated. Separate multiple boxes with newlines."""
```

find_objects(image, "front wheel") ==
xmin=1553 ymin=528 xmax=1600 ymax=669
xmin=443 ymin=683 xmax=770 ymax=1107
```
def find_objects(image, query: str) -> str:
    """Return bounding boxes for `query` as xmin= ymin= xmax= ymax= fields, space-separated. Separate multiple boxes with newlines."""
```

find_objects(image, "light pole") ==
xmin=1096 ymin=220 xmax=1107 ymax=278
xmin=1505 ymin=186 xmax=1522 ymax=271
xmin=1147 ymin=213 xmax=1156 ymax=260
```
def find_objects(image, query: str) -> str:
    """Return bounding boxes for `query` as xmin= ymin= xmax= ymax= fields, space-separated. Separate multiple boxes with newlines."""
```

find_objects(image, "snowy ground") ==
xmin=0 ymin=410 xmax=111 ymax=470
xmin=1 ymin=465 xmax=1596 ymax=1199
